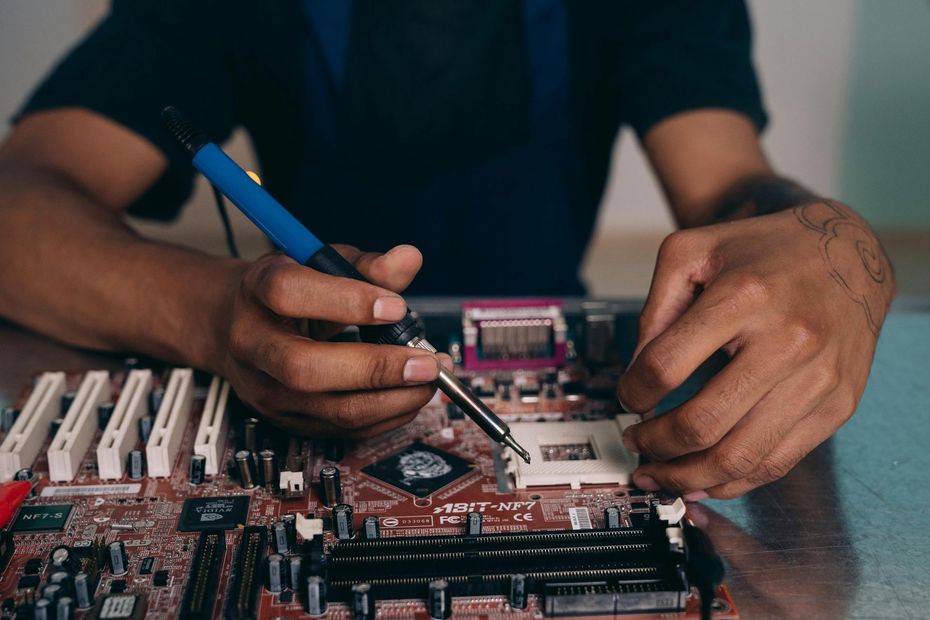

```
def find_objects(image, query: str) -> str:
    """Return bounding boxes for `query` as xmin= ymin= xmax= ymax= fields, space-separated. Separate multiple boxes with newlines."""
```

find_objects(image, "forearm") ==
xmin=0 ymin=164 xmax=244 ymax=370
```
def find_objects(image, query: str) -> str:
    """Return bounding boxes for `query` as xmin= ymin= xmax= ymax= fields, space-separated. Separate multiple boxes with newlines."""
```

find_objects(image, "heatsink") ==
xmin=504 ymin=415 xmax=640 ymax=489
xmin=146 ymin=368 xmax=193 ymax=477
xmin=97 ymin=369 xmax=152 ymax=480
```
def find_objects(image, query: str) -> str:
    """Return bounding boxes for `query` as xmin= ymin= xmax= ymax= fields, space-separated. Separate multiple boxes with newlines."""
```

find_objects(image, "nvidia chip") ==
xmin=11 ymin=504 xmax=73 ymax=533
xmin=362 ymin=442 xmax=474 ymax=497
xmin=178 ymin=496 xmax=249 ymax=532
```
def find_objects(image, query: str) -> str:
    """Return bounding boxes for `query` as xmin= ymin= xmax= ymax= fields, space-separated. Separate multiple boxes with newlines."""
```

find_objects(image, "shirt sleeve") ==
xmin=612 ymin=0 xmax=767 ymax=138
xmin=13 ymin=0 xmax=239 ymax=220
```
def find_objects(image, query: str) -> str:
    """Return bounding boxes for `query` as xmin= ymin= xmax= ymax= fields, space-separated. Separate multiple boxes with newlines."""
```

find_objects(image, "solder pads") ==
xmin=362 ymin=441 xmax=474 ymax=497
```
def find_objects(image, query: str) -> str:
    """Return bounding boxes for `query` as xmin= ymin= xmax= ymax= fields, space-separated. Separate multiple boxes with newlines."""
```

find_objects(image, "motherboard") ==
xmin=0 ymin=300 xmax=736 ymax=619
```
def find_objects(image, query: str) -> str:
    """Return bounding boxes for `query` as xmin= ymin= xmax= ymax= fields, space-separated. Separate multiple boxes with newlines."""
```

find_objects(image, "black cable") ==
xmin=211 ymin=184 xmax=240 ymax=258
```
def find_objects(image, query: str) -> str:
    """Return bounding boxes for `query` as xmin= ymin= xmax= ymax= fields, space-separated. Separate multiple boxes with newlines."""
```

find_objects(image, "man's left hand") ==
xmin=617 ymin=200 xmax=895 ymax=499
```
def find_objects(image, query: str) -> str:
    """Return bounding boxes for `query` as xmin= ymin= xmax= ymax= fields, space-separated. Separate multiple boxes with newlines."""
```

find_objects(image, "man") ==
xmin=0 ymin=1 xmax=894 ymax=500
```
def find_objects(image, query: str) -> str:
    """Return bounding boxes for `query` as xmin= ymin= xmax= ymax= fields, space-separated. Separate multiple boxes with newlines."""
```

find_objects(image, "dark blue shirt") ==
xmin=18 ymin=0 xmax=766 ymax=295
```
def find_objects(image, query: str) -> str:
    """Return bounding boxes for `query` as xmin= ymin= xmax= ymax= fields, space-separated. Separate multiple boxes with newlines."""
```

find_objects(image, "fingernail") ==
xmin=373 ymin=296 xmax=406 ymax=321
xmin=622 ymin=429 xmax=638 ymax=453
xmin=403 ymin=356 xmax=439 ymax=383
xmin=617 ymin=395 xmax=632 ymax=413
xmin=683 ymin=491 xmax=709 ymax=502
xmin=633 ymin=473 xmax=659 ymax=491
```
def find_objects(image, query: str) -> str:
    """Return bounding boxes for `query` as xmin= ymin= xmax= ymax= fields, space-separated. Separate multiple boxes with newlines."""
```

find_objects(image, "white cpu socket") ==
xmin=505 ymin=415 xmax=640 ymax=489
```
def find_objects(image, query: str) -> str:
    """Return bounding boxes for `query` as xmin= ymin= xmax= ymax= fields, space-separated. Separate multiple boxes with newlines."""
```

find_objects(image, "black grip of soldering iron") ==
xmin=304 ymin=245 xmax=422 ymax=346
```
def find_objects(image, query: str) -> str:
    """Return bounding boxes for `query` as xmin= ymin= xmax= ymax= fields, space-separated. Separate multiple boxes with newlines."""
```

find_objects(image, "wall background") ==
xmin=1 ymin=1 xmax=927 ymax=295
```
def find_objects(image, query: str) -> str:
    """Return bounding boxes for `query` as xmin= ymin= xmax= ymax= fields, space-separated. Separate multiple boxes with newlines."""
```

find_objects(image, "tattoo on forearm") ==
xmin=793 ymin=201 xmax=892 ymax=336
xmin=713 ymin=175 xmax=817 ymax=222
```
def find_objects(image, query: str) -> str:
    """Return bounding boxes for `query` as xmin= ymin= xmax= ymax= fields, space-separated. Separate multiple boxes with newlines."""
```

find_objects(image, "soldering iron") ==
xmin=161 ymin=106 xmax=531 ymax=464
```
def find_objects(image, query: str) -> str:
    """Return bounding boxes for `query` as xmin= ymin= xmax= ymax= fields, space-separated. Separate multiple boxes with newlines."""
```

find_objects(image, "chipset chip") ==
xmin=11 ymin=504 xmax=73 ymax=533
xmin=178 ymin=496 xmax=249 ymax=532
xmin=362 ymin=441 xmax=474 ymax=497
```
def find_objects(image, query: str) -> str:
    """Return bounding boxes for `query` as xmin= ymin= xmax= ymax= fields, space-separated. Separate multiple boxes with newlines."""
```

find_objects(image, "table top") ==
xmin=2 ymin=299 xmax=929 ymax=619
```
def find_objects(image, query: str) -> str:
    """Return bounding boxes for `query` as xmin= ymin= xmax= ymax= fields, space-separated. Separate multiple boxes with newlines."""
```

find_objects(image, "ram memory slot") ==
xmin=225 ymin=526 xmax=267 ymax=620
xmin=180 ymin=531 xmax=225 ymax=620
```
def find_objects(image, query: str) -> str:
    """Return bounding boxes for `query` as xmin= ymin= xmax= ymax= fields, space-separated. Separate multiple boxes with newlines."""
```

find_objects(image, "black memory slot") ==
xmin=180 ymin=531 xmax=225 ymax=620
xmin=225 ymin=526 xmax=267 ymax=620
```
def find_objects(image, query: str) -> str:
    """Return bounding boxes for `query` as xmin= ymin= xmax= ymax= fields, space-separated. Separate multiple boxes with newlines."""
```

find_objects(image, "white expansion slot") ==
xmin=0 ymin=372 xmax=67 ymax=481
xmin=97 ymin=369 xmax=153 ymax=480
xmin=48 ymin=370 xmax=111 ymax=482
xmin=146 ymin=368 xmax=193 ymax=477
xmin=193 ymin=376 xmax=230 ymax=475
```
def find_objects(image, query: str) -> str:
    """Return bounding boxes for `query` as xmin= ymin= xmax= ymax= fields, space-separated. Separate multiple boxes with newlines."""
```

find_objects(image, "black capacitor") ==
xmin=0 ymin=406 xmax=17 ymax=432
xmin=259 ymin=449 xmax=277 ymax=491
xmin=266 ymin=553 xmax=286 ymax=593
xmin=288 ymin=556 xmax=303 ymax=592
xmin=189 ymin=454 xmax=206 ymax=485
xmin=510 ymin=574 xmax=528 ymax=610
xmin=96 ymin=402 xmax=114 ymax=430
xmin=56 ymin=596 xmax=75 ymax=620
xmin=108 ymin=541 xmax=128 ymax=576
xmin=271 ymin=521 xmax=290 ymax=555
xmin=242 ymin=417 xmax=259 ymax=455
xmin=60 ymin=391 xmax=77 ymax=415
xmin=50 ymin=546 xmax=76 ymax=573
xmin=42 ymin=584 xmax=62 ymax=602
xmin=466 ymin=512 xmax=483 ymax=537
xmin=324 ymin=438 xmax=344 ymax=462
xmin=363 ymin=516 xmax=380 ymax=540
xmin=351 ymin=583 xmax=375 ymax=620
xmin=138 ymin=416 xmax=153 ymax=443
xmin=13 ymin=468 xmax=35 ymax=497
xmin=127 ymin=450 xmax=145 ymax=480
xmin=319 ymin=465 xmax=342 ymax=507
xmin=48 ymin=571 xmax=72 ymax=594
xmin=50 ymin=418 xmax=64 ymax=436
xmin=305 ymin=575 xmax=327 ymax=616
xmin=333 ymin=503 xmax=353 ymax=540
xmin=235 ymin=450 xmax=256 ymax=489
xmin=427 ymin=579 xmax=452 ymax=620
xmin=148 ymin=386 xmax=164 ymax=416
xmin=33 ymin=598 xmax=52 ymax=620
xmin=73 ymin=572 xmax=94 ymax=609
xmin=604 ymin=505 xmax=622 ymax=530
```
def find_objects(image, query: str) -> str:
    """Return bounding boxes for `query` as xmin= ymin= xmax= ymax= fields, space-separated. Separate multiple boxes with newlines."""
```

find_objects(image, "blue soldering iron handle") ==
xmin=161 ymin=106 xmax=422 ymax=346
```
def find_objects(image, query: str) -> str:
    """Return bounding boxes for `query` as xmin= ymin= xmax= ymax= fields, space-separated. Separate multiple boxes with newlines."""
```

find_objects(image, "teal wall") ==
xmin=841 ymin=1 xmax=930 ymax=227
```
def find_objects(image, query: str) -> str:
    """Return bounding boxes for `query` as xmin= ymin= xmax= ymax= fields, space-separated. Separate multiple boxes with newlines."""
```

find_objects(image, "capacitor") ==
xmin=13 ymin=467 xmax=35 ymax=497
xmin=288 ymin=556 xmax=303 ymax=592
xmin=363 ymin=516 xmax=380 ymax=540
xmin=324 ymin=438 xmax=344 ymax=462
xmin=127 ymin=450 xmax=145 ymax=480
xmin=427 ymin=579 xmax=452 ymax=620
xmin=73 ymin=572 xmax=94 ymax=609
xmin=188 ymin=454 xmax=206 ymax=485
xmin=466 ymin=511 xmax=482 ymax=537
xmin=148 ymin=386 xmax=164 ymax=416
xmin=259 ymin=449 xmax=277 ymax=491
xmin=266 ymin=553 xmax=286 ymax=593
xmin=235 ymin=450 xmax=256 ymax=489
xmin=271 ymin=521 xmax=290 ymax=554
xmin=108 ymin=541 xmax=128 ymax=575
xmin=242 ymin=417 xmax=259 ymax=455
xmin=50 ymin=418 xmax=64 ymax=436
xmin=42 ymin=584 xmax=62 ymax=602
xmin=50 ymin=547 xmax=76 ymax=574
xmin=96 ymin=402 xmax=115 ymax=430
xmin=510 ymin=574 xmax=528 ymax=610
xmin=138 ymin=416 xmax=153 ymax=443
xmin=305 ymin=575 xmax=328 ymax=616
xmin=333 ymin=503 xmax=353 ymax=540
xmin=48 ymin=571 xmax=72 ymax=594
xmin=0 ymin=406 xmax=17 ymax=432
xmin=56 ymin=596 xmax=75 ymax=620
xmin=319 ymin=465 xmax=342 ymax=507
xmin=604 ymin=505 xmax=622 ymax=530
xmin=60 ymin=391 xmax=77 ymax=415
xmin=33 ymin=598 xmax=52 ymax=620
xmin=351 ymin=582 xmax=375 ymax=620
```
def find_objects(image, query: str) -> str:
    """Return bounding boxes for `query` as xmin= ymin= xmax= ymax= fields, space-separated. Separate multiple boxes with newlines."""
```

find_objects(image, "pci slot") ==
xmin=0 ymin=372 xmax=66 ymax=481
xmin=193 ymin=376 xmax=230 ymax=475
xmin=48 ymin=370 xmax=111 ymax=481
xmin=97 ymin=369 xmax=152 ymax=480
xmin=146 ymin=368 xmax=193 ymax=477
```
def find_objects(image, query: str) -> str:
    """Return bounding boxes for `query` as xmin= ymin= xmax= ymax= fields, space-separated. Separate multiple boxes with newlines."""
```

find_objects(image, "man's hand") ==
xmin=212 ymin=244 xmax=449 ymax=439
xmin=617 ymin=201 xmax=895 ymax=499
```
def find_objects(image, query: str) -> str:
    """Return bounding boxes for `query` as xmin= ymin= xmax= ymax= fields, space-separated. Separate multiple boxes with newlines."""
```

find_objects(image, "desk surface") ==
xmin=1 ymin=303 xmax=929 ymax=619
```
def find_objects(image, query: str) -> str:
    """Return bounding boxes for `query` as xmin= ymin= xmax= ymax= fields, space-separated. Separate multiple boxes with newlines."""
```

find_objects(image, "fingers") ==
xmin=623 ymin=339 xmax=798 ymax=462
xmin=618 ymin=271 xmax=768 ymax=414
xmin=331 ymin=244 xmax=423 ymax=293
xmin=243 ymin=253 xmax=408 ymax=324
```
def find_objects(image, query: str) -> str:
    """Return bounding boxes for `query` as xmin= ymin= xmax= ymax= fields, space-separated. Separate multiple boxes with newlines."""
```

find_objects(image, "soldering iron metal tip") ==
xmin=503 ymin=435 xmax=531 ymax=464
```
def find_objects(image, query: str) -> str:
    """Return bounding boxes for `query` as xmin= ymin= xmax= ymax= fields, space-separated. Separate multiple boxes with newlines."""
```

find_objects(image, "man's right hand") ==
xmin=212 ymin=244 xmax=448 ymax=439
